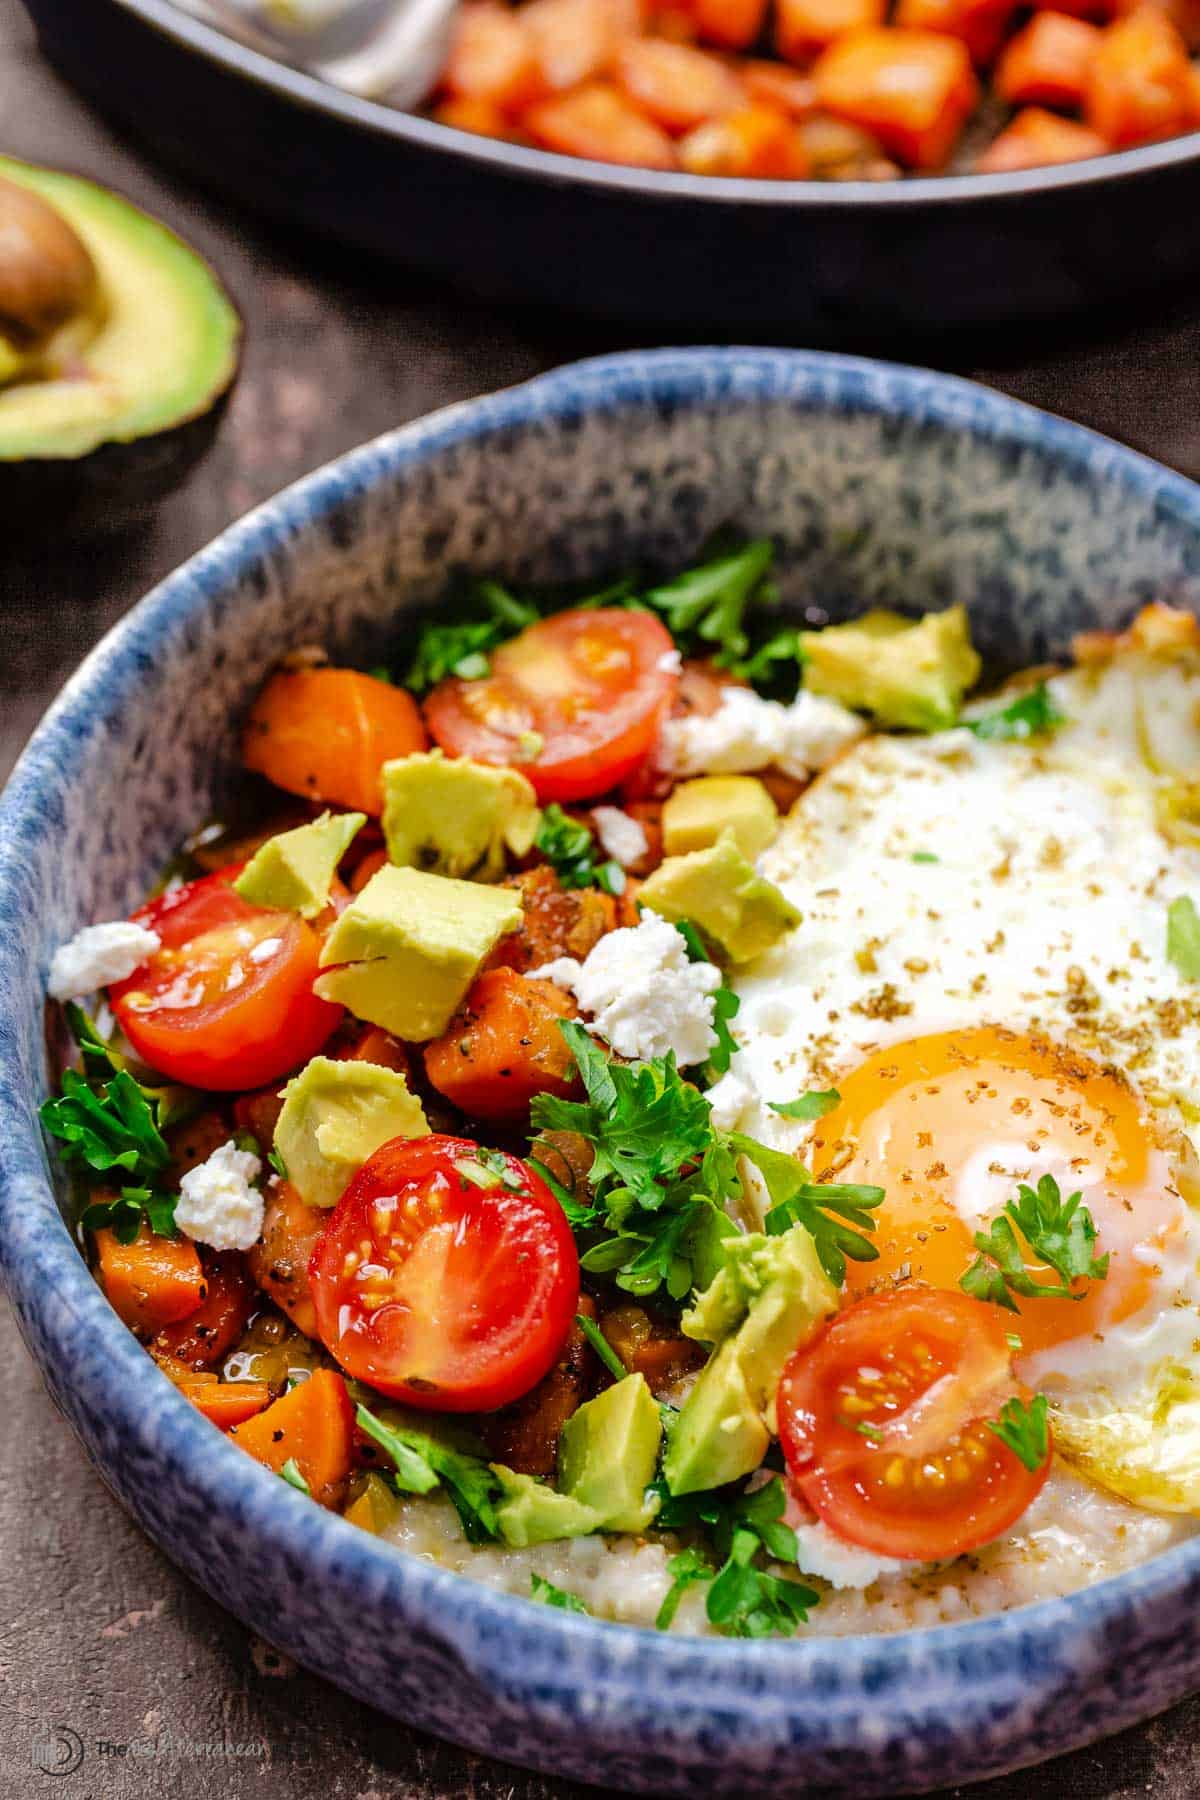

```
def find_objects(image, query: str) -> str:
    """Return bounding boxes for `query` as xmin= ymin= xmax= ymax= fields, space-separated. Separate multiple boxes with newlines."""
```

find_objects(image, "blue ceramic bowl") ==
xmin=3 ymin=349 xmax=1200 ymax=1797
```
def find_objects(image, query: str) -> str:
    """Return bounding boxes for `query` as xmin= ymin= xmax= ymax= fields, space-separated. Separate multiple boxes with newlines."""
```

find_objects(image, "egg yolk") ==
xmin=808 ymin=1026 xmax=1182 ymax=1362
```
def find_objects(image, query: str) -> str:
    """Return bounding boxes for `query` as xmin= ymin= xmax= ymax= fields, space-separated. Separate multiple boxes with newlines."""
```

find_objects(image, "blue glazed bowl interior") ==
xmin=2 ymin=349 xmax=1200 ymax=1798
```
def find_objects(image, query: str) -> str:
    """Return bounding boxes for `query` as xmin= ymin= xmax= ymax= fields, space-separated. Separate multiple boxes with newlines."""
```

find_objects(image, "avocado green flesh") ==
xmin=0 ymin=157 xmax=240 ymax=462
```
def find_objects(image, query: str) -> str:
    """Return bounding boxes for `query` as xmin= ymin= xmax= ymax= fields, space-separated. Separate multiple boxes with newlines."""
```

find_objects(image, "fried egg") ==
xmin=725 ymin=611 xmax=1200 ymax=1517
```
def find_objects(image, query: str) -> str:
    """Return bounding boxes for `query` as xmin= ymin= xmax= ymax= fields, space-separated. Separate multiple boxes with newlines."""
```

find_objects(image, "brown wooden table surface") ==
xmin=3 ymin=2 xmax=1200 ymax=1790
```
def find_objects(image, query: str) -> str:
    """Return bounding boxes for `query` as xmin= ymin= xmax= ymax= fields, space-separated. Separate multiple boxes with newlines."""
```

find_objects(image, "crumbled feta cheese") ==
xmin=792 ymin=1517 xmax=910 ymax=1590
xmin=175 ymin=1140 xmax=265 ymax=1253
xmin=591 ymin=806 xmax=648 ymax=869
xmin=704 ymin=1070 xmax=756 ymax=1132
xmin=660 ymin=686 xmax=865 ymax=782
xmin=533 ymin=910 xmax=720 ymax=1066
xmin=48 ymin=921 xmax=161 ymax=1000
xmin=248 ymin=936 xmax=283 ymax=965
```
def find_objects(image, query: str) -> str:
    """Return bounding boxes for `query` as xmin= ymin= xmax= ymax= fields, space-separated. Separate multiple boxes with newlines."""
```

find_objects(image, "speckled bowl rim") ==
xmin=3 ymin=346 xmax=1200 ymax=1751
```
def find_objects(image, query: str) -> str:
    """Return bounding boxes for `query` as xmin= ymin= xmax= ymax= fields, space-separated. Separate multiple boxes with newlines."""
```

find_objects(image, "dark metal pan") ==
xmin=22 ymin=0 xmax=1200 ymax=335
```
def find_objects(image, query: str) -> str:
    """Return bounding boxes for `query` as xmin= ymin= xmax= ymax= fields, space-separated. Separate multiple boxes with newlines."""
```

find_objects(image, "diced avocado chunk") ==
xmin=557 ymin=1374 xmax=662 ymax=1533
xmin=799 ymin=605 xmax=981 ymax=732
xmin=491 ymin=1374 xmax=664 ymax=1545
xmin=664 ymin=1226 xmax=837 ymax=1496
xmin=274 ymin=1054 xmax=428 ymax=1209
xmin=663 ymin=1339 xmax=770 ymax=1496
xmin=314 ymin=865 xmax=522 ymax=1041
xmin=492 ymin=1468 xmax=603 ymax=1547
xmin=640 ymin=835 xmax=800 ymax=965
xmin=234 ymin=809 xmax=365 ymax=919
xmin=662 ymin=776 xmax=778 ymax=860
xmin=381 ymin=749 xmax=540 ymax=880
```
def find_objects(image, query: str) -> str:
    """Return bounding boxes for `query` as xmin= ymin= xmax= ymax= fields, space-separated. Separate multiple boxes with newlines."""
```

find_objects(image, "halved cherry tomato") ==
xmin=777 ymin=1288 xmax=1051 ymax=1561
xmin=424 ymin=607 xmax=679 ymax=803
xmin=309 ymin=1133 xmax=579 ymax=1411
xmin=109 ymin=864 xmax=342 ymax=1092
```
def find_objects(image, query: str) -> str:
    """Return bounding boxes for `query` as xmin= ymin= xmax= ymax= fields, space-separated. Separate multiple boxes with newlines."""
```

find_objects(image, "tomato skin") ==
xmin=309 ymin=1134 xmax=580 ymax=1412
xmin=777 ymin=1288 xmax=1051 ymax=1562
xmin=109 ymin=865 xmax=342 ymax=1092
xmin=424 ymin=608 xmax=679 ymax=803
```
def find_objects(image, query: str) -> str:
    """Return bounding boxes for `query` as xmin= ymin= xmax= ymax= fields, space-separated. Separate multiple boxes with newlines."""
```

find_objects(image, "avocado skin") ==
xmin=0 ymin=156 xmax=241 ymax=535
xmin=0 ymin=391 xmax=231 ymax=534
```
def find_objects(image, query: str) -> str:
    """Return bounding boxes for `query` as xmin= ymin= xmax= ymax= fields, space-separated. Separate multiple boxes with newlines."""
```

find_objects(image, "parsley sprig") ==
xmin=533 ymin=1026 xmax=881 ymax=1304
xmin=404 ymin=579 xmax=539 ymax=693
xmin=987 ymin=1394 xmax=1050 ymax=1472
xmin=642 ymin=539 xmax=776 ymax=673
xmin=42 ymin=1067 xmax=169 ymax=1187
xmin=42 ymin=1008 xmax=194 ymax=1238
xmin=535 ymin=804 xmax=625 ymax=896
xmin=961 ymin=1173 xmax=1109 ymax=1313
xmin=967 ymin=682 xmax=1065 ymax=743
xmin=731 ymin=1135 xmax=884 ymax=1287
xmin=531 ymin=1022 xmax=739 ymax=1304
xmin=653 ymin=1476 xmax=818 ymax=1638
xmin=356 ymin=1403 xmax=502 ymax=1544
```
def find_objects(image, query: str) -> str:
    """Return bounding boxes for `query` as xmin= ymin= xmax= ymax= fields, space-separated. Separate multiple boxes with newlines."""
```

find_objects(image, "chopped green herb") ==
xmin=911 ymin=851 xmax=940 ymax=865
xmin=355 ymin=1403 xmax=502 ymax=1543
xmin=80 ymin=1185 xmax=178 ymax=1245
xmin=268 ymin=1145 xmax=288 ymax=1180
xmin=404 ymin=580 xmax=539 ymax=693
xmin=1167 ymin=896 xmax=1200 ymax=980
xmin=642 ymin=539 xmax=775 ymax=671
xmin=730 ymin=627 xmax=804 ymax=687
xmin=530 ymin=1573 xmax=590 ymax=1614
xmin=655 ymin=1547 xmax=713 ymax=1631
xmin=456 ymin=1157 xmax=502 ymax=1191
xmin=768 ymin=1088 xmax=840 ymax=1122
xmin=732 ymin=1134 xmax=882 ymax=1287
xmin=986 ymin=1394 xmax=1050 ymax=1472
xmin=475 ymin=1146 xmax=523 ymax=1190
xmin=961 ymin=1173 xmax=1108 ymax=1313
xmin=535 ymin=803 xmax=625 ymax=896
xmin=1005 ymin=1332 xmax=1023 ymax=1351
xmin=280 ymin=1458 xmax=311 ymax=1496
xmin=842 ymin=1417 xmax=884 ymax=1443
xmin=967 ymin=682 xmax=1065 ymax=743
xmin=575 ymin=1312 xmax=628 ymax=1383
xmin=528 ymin=1154 xmax=600 ymax=1230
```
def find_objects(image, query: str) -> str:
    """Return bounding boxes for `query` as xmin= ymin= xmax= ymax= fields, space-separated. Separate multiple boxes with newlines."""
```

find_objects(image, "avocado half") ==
xmin=0 ymin=155 xmax=241 ymax=530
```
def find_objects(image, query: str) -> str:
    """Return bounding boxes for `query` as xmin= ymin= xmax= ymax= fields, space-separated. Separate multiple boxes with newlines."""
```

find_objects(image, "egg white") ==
xmin=724 ymin=635 xmax=1200 ymax=1516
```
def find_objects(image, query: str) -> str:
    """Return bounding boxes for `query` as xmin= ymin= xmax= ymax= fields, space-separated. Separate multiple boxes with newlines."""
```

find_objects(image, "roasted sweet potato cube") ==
xmin=616 ymin=38 xmax=743 ymax=130
xmin=893 ymin=0 xmax=1016 ymax=63
xmin=1084 ymin=9 xmax=1194 ymax=144
xmin=997 ymin=12 xmax=1101 ymax=109
xmin=813 ymin=27 xmax=980 ymax=169
xmin=443 ymin=4 xmax=541 ymax=108
xmin=977 ymin=104 xmax=1109 ymax=167
xmin=678 ymin=102 xmax=811 ymax=173
xmin=777 ymin=0 xmax=887 ymax=61
xmin=523 ymin=81 xmax=679 ymax=166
